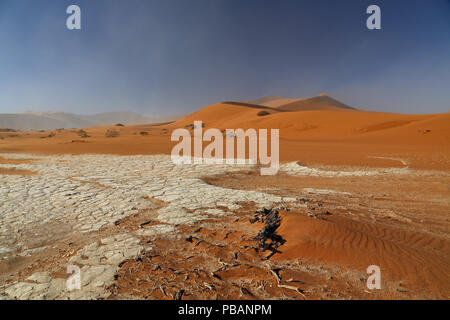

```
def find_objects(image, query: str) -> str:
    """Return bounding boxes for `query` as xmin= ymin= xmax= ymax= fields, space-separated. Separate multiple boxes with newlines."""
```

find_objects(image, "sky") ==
xmin=0 ymin=0 xmax=449 ymax=116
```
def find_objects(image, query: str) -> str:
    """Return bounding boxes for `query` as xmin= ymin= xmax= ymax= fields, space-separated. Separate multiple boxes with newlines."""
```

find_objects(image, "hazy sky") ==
xmin=1 ymin=0 xmax=449 ymax=116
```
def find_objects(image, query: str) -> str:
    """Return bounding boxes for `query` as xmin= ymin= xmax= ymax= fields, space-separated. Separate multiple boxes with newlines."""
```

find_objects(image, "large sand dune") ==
xmin=244 ymin=93 xmax=355 ymax=111
xmin=1 ymin=95 xmax=449 ymax=169
xmin=169 ymin=98 xmax=449 ymax=144
xmin=0 ymin=95 xmax=449 ymax=300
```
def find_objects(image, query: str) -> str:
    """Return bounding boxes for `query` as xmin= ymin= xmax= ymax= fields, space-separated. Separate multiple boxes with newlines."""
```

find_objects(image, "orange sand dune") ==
xmin=245 ymin=93 xmax=354 ymax=111
xmin=275 ymin=212 xmax=450 ymax=298
xmin=168 ymin=102 xmax=450 ymax=143
xmin=206 ymin=170 xmax=450 ymax=299
xmin=275 ymin=94 xmax=355 ymax=111
xmin=1 ymin=100 xmax=449 ymax=170
xmin=1 ymin=97 xmax=449 ymax=300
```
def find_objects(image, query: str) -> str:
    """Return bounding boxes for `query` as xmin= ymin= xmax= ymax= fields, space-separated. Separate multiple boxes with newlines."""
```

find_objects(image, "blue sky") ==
xmin=0 ymin=0 xmax=449 ymax=116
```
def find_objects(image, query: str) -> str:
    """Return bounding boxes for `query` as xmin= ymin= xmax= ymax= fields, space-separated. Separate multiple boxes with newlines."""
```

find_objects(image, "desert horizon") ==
xmin=1 ymin=93 xmax=449 ymax=300
xmin=0 ymin=0 xmax=449 ymax=310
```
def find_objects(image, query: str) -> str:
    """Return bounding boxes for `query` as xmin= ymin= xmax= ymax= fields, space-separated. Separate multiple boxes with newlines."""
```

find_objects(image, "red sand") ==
xmin=1 ymin=100 xmax=449 ymax=299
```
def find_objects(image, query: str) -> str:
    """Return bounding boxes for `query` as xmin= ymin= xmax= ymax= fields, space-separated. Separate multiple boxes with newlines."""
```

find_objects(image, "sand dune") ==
xmin=276 ymin=94 xmax=354 ymax=111
xmin=1 ymin=94 xmax=449 ymax=300
xmin=244 ymin=93 xmax=355 ymax=111
xmin=205 ymin=169 xmax=450 ymax=299
xmin=1 ymin=95 xmax=449 ymax=170
xmin=276 ymin=211 xmax=449 ymax=297
xmin=168 ymin=100 xmax=449 ymax=143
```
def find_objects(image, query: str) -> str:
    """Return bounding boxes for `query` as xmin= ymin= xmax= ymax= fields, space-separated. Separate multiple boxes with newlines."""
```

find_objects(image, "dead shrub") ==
xmin=40 ymin=132 xmax=56 ymax=139
xmin=257 ymin=111 xmax=270 ymax=116
xmin=77 ymin=129 xmax=90 ymax=138
xmin=105 ymin=129 xmax=119 ymax=138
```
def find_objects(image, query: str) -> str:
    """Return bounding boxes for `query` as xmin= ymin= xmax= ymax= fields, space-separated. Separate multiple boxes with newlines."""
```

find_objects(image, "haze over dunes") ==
xmin=243 ymin=93 xmax=355 ymax=111
xmin=0 ymin=111 xmax=182 ymax=131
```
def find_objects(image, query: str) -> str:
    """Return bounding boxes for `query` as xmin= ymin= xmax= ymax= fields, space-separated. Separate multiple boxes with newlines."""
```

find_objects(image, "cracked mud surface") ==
xmin=0 ymin=153 xmax=449 ymax=299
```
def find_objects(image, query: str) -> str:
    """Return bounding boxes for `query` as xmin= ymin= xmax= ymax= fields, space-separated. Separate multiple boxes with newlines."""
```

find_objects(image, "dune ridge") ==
xmin=0 ymin=94 xmax=449 ymax=170
xmin=1 ymin=94 xmax=449 ymax=300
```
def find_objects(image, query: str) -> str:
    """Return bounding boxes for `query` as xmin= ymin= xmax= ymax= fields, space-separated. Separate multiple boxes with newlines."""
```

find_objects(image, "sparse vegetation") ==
xmin=185 ymin=123 xmax=205 ymax=130
xmin=115 ymin=123 xmax=125 ymax=127
xmin=40 ymin=132 xmax=56 ymax=139
xmin=105 ymin=129 xmax=119 ymax=138
xmin=77 ymin=129 xmax=90 ymax=138
xmin=0 ymin=128 xmax=17 ymax=132
xmin=257 ymin=111 xmax=270 ymax=116
xmin=139 ymin=131 xmax=149 ymax=136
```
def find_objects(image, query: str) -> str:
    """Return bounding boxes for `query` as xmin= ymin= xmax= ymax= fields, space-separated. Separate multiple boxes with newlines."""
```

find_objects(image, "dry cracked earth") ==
xmin=0 ymin=153 xmax=449 ymax=300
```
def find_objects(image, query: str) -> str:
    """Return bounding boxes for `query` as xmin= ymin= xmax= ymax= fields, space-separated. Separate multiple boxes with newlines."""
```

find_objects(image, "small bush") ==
xmin=185 ymin=123 xmax=205 ymax=130
xmin=105 ymin=129 xmax=119 ymax=138
xmin=139 ymin=131 xmax=149 ymax=136
xmin=115 ymin=123 xmax=125 ymax=127
xmin=257 ymin=111 xmax=270 ymax=116
xmin=77 ymin=129 xmax=90 ymax=138
xmin=40 ymin=132 xmax=55 ymax=139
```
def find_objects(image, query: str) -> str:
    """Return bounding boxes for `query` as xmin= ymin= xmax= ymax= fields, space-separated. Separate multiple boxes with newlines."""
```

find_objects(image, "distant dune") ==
xmin=168 ymin=94 xmax=450 ymax=153
xmin=274 ymin=94 xmax=355 ymax=111
xmin=242 ymin=93 xmax=355 ymax=111
xmin=0 ymin=111 xmax=182 ymax=131
xmin=169 ymin=101 xmax=449 ymax=142
xmin=0 ymin=94 xmax=449 ymax=170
